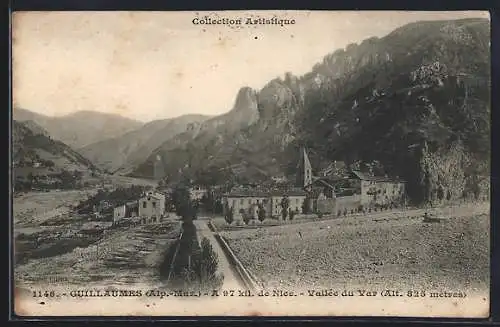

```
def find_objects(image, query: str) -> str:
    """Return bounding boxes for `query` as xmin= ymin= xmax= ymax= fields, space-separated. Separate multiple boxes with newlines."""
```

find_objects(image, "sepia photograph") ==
xmin=11 ymin=10 xmax=491 ymax=317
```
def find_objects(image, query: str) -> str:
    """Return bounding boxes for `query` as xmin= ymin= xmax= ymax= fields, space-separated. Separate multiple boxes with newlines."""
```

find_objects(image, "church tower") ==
xmin=296 ymin=147 xmax=313 ymax=188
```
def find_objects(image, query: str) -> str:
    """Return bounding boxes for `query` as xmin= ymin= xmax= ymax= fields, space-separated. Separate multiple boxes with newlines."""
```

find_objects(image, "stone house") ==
xmin=303 ymin=171 xmax=405 ymax=214
xmin=348 ymin=171 xmax=406 ymax=207
xmin=222 ymin=188 xmax=307 ymax=219
xmin=138 ymin=192 xmax=166 ymax=223
xmin=113 ymin=201 xmax=139 ymax=224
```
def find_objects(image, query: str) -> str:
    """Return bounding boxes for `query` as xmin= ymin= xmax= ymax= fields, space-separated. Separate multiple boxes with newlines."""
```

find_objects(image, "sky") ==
xmin=12 ymin=10 xmax=489 ymax=122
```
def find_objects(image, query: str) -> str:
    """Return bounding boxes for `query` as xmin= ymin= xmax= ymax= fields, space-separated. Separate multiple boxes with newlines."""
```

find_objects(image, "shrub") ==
xmin=280 ymin=196 xmax=289 ymax=221
xmin=317 ymin=212 xmax=323 ymax=219
xmin=289 ymin=209 xmax=295 ymax=221
xmin=224 ymin=206 xmax=234 ymax=225
xmin=258 ymin=205 xmax=266 ymax=222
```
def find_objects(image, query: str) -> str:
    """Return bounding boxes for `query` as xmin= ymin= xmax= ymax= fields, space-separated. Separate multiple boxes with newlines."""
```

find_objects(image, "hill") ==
xmin=129 ymin=18 xmax=490 ymax=204
xmin=12 ymin=120 xmax=98 ymax=191
xmin=78 ymin=114 xmax=211 ymax=173
xmin=13 ymin=108 xmax=144 ymax=148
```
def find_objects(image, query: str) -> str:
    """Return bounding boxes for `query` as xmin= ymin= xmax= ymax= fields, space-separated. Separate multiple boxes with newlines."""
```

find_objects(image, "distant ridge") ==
xmin=13 ymin=108 xmax=144 ymax=148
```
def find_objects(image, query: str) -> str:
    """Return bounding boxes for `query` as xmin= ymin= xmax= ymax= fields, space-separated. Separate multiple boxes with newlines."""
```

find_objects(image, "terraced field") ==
xmin=15 ymin=221 xmax=181 ymax=288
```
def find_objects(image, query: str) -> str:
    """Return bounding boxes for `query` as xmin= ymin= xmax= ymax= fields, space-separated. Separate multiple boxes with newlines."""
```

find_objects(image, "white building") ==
xmin=222 ymin=188 xmax=307 ymax=219
xmin=138 ymin=192 xmax=165 ymax=223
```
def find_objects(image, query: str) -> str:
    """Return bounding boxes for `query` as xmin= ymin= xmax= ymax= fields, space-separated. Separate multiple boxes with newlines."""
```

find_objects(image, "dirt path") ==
xmin=193 ymin=220 xmax=245 ymax=290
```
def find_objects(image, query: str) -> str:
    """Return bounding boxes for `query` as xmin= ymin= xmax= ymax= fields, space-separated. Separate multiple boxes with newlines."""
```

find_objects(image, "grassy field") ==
xmin=222 ymin=204 xmax=490 ymax=292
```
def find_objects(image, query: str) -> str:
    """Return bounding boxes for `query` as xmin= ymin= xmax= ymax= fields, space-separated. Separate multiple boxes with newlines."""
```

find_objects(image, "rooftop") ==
xmin=224 ymin=187 xmax=307 ymax=198
xmin=350 ymin=170 xmax=405 ymax=182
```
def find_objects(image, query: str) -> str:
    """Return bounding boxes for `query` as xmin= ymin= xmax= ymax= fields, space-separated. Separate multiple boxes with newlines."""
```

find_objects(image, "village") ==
xmin=84 ymin=148 xmax=407 ymax=229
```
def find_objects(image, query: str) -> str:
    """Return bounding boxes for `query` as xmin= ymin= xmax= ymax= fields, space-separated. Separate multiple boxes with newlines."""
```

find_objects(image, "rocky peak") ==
xmin=219 ymin=86 xmax=259 ymax=128
xmin=231 ymin=87 xmax=258 ymax=112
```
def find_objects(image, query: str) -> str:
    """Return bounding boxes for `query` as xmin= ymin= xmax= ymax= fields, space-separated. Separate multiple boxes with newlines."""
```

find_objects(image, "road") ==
xmin=193 ymin=219 xmax=245 ymax=290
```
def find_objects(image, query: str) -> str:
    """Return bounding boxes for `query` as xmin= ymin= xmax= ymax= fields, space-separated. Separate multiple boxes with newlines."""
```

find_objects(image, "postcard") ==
xmin=11 ymin=10 xmax=491 ymax=317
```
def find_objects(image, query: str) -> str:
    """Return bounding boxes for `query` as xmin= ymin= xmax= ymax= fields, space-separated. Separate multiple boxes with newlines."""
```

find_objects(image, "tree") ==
xmin=213 ymin=197 xmax=223 ymax=214
xmin=44 ymin=160 xmax=55 ymax=168
xmin=302 ymin=197 xmax=311 ymax=214
xmin=172 ymin=184 xmax=197 ymax=222
xmin=258 ymin=204 xmax=266 ymax=222
xmin=224 ymin=205 xmax=234 ymax=225
xmin=281 ymin=196 xmax=290 ymax=221
xmin=194 ymin=237 xmax=224 ymax=291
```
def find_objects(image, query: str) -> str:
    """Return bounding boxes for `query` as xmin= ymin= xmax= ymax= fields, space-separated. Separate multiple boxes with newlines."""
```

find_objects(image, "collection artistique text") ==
xmin=192 ymin=16 xmax=296 ymax=27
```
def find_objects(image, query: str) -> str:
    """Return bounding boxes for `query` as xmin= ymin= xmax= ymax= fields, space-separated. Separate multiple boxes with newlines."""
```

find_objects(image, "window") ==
xmin=152 ymin=202 xmax=156 ymax=208
xmin=240 ymin=199 xmax=244 ymax=205
xmin=142 ymin=201 xmax=147 ymax=208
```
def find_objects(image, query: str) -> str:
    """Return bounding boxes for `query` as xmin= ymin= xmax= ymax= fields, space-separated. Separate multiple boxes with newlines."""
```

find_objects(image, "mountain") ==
xmin=132 ymin=18 xmax=490 ymax=204
xmin=130 ymin=86 xmax=267 ymax=181
xmin=78 ymin=114 xmax=211 ymax=173
xmin=12 ymin=119 xmax=96 ymax=173
xmin=13 ymin=108 xmax=144 ymax=148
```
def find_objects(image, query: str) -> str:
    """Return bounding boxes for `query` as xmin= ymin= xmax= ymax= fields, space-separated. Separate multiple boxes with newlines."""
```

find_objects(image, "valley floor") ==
xmin=222 ymin=203 xmax=490 ymax=293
